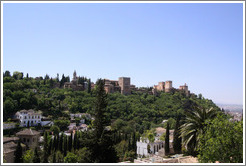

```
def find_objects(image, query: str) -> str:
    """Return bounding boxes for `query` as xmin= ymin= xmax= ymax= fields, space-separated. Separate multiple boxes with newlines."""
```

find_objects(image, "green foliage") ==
xmin=198 ymin=115 xmax=243 ymax=163
xmin=163 ymin=118 xmax=176 ymax=129
xmin=42 ymin=131 xmax=49 ymax=163
xmin=76 ymin=147 xmax=92 ymax=163
xmin=50 ymin=125 xmax=60 ymax=136
xmin=173 ymin=116 xmax=182 ymax=154
xmin=91 ymin=79 xmax=118 ymax=163
xmin=14 ymin=141 xmax=23 ymax=163
xmin=165 ymin=122 xmax=170 ymax=155
xmin=64 ymin=152 xmax=78 ymax=163
xmin=180 ymin=107 xmax=218 ymax=156
xmin=160 ymin=133 xmax=166 ymax=141
xmin=115 ymin=140 xmax=129 ymax=161
xmin=23 ymin=150 xmax=34 ymax=163
xmin=54 ymin=120 xmax=70 ymax=131
xmin=33 ymin=147 xmax=40 ymax=163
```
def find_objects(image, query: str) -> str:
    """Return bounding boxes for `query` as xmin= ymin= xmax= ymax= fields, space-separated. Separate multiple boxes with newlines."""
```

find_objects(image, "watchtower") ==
xmin=119 ymin=77 xmax=131 ymax=95
xmin=165 ymin=81 xmax=172 ymax=93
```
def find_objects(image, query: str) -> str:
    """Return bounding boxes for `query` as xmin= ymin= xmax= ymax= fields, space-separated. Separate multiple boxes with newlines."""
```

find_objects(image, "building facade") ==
xmin=15 ymin=110 xmax=42 ymax=127
xmin=16 ymin=129 xmax=40 ymax=149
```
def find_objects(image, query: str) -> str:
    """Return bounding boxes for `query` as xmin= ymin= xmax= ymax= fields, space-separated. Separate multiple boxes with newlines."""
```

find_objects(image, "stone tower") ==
xmin=179 ymin=83 xmax=189 ymax=96
xmin=119 ymin=77 xmax=131 ymax=95
xmin=157 ymin=82 xmax=165 ymax=91
xmin=165 ymin=81 xmax=172 ymax=93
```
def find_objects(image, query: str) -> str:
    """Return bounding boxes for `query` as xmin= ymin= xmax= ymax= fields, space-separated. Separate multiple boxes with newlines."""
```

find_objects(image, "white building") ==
xmin=136 ymin=137 xmax=165 ymax=157
xmin=15 ymin=110 xmax=42 ymax=127
xmin=3 ymin=122 xmax=16 ymax=130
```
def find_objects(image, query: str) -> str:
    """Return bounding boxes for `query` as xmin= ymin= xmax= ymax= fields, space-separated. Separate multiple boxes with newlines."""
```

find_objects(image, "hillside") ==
xmin=3 ymin=71 xmax=221 ymax=133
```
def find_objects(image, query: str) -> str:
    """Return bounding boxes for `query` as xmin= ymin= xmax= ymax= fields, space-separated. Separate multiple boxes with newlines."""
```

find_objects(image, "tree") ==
xmin=91 ymin=79 xmax=118 ymax=162
xmin=14 ymin=141 xmax=23 ymax=163
xmin=23 ymin=150 xmax=34 ymax=163
xmin=180 ymin=107 xmax=217 ymax=156
xmin=63 ymin=135 xmax=68 ymax=157
xmin=64 ymin=152 xmax=78 ymax=163
xmin=54 ymin=120 xmax=70 ymax=131
xmin=76 ymin=147 xmax=92 ymax=163
xmin=33 ymin=147 xmax=41 ymax=163
xmin=68 ymin=133 xmax=73 ymax=152
xmin=50 ymin=125 xmax=60 ymax=136
xmin=42 ymin=131 xmax=49 ymax=163
xmin=198 ymin=115 xmax=243 ymax=163
xmin=165 ymin=122 xmax=170 ymax=155
xmin=88 ymin=79 xmax=91 ymax=93
xmin=4 ymin=70 xmax=11 ymax=77
xmin=173 ymin=115 xmax=182 ymax=154
xmin=56 ymin=73 xmax=59 ymax=82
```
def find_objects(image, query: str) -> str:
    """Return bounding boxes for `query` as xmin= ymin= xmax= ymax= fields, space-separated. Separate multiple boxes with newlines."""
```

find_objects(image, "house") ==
xmin=136 ymin=138 xmax=165 ymax=157
xmin=136 ymin=137 xmax=174 ymax=158
xmin=3 ymin=137 xmax=23 ymax=163
xmin=16 ymin=129 xmax=40 ymax=149
xmin=3 ymin=123 xmax=16 ymax=130
xmin=15 ymin=109 xmax=42 ymax=127
xmin=79 ymin=124 xmax=88 ymax=131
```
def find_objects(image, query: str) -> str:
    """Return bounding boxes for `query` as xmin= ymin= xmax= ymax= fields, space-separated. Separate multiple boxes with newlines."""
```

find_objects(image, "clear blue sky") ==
xmin=3 ymin=3 xmax=243 ymax=105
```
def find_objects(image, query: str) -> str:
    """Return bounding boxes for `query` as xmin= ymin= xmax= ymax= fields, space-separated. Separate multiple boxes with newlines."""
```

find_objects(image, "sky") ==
xmin=3 ymin=2 xmax=244 ymax=105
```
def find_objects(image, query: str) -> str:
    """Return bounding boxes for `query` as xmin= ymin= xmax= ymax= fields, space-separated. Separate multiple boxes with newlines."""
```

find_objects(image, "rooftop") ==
xmin=16 ymin=129 xmax=40 ymax=136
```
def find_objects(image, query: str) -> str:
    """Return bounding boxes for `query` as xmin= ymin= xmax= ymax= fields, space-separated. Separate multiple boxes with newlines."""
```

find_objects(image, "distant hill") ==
xmin=216 ymin=103 xmax=243 ymax=112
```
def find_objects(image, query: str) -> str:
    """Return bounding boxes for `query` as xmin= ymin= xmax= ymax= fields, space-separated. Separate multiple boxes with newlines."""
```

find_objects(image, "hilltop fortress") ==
xmin=64 ymin=71 xmax=190 ymax=96
xmin=152 ymin=81 xmax=190 ymax=96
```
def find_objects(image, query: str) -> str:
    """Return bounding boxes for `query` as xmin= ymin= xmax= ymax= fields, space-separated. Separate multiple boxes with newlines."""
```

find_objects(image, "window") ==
xmin=29 ymin=116 xmax=30 ymax=119
xmin=32 ymin=116 xmax=34 ymax=119
xmin=33 ymin=138 xmax=35 ymax=142
xmin=23 ymin=138 xmax=26 ymax=142
xmin=27 ymin=139 xmax=29 ymax=142
xmin=25 ymin=116 xmax=27 ymax=119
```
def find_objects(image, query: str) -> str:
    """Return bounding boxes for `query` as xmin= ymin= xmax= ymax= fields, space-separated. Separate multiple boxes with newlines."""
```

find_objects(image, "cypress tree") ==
xmin=88 ymin=79 xmax=91 ymax=93
xmin=48 ymin=137 xmax=52 ymax=155
xmin=68 ymin=133 xmax=73 ymax=152
xmin=91 ymin=79 xmax=118 ymax=162
xmin=52 ymin=152 xmax=56 ymax=163
xmin=33 ymin=147 xmax=40 ymax=163
xmin=173 ymin=116 xmax=182 ymax=154
xmin=14 ymin=140 xmax=23 ymax=163
xmin=73 ymin=131 xmax=77 ymax=151
xmin=56 ymin=73 xmax=59 ymax=82
xmin=132 ymin=132 xmax=136 ymax=151
xmin=63 ymin=135 xmax=67 ymax=157
xmin=53 ymin=136 xmax=57 ymax=151
xmin=59 ymin=133 xmax=63 ymax=152
xmin=165 ymin=122 xmax=170 ymax=155
xmin=42 ymin=131 xmax=49 ymax=163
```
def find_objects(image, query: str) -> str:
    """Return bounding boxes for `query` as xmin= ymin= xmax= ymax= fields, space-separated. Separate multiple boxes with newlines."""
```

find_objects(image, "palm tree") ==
xmin=180 ymin=107 xmax=217 ymax=156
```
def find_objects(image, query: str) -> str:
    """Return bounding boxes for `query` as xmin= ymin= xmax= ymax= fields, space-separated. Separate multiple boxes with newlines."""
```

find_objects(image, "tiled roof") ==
xmin=3 ymin=137 xmax=19 ymax=143
xmin=3 ymin=142 xmax=17 ymax=154
xmin=16 ymin=129 xmax=40 ymax=136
